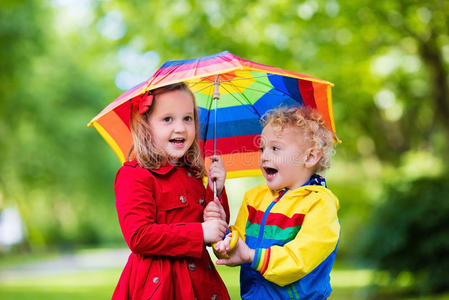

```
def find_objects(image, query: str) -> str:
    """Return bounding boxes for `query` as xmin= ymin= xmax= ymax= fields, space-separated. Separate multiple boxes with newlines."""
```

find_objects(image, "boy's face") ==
xmin=259 ymin=123 xmax=313 ymax=191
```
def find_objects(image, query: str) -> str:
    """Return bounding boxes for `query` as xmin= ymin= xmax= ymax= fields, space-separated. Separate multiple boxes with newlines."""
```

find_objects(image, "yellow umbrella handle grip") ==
xmin=212 ymin=225 xmax=239 ymax=259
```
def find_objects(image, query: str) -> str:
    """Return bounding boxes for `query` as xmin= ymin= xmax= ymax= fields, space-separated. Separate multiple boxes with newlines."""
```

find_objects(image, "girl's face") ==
xmin=148 ymin=89 xmax=196 ymax=161
xmin=259 ymin=124 xmax=312 ymax=191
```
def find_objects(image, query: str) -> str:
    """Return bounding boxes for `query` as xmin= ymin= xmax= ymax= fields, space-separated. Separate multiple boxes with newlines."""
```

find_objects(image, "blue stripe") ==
xmin=246 ymin=235 xmax=289 ymax=248
xmin=199 ymin=118 xmax=263 ymax=140
xmin=197 ymin=90 xmax=301 ymax=122
xmin=254 ymin=190 xmax=288 ymax=250
xmin=255 ymin=201 xmax=277 ymax=250
xmin=253 ymin=88 xmax=302 ymax=115
xmin=268 ymin=74 xmax=304 ymax=104
xmin=198 ymin=105 xmax=260 ymax=123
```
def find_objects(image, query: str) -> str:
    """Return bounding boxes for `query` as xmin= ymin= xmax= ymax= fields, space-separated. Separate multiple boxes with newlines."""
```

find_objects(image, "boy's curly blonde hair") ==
xmin=262 ymin=106 xmax=335 ymax=173
xmin=129 ymin=83 xmax=206 ymax=178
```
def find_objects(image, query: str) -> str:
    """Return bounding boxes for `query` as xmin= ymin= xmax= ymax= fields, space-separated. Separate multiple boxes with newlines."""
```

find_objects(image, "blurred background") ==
xmin=1 ymin=0 xmax=448 ymax=299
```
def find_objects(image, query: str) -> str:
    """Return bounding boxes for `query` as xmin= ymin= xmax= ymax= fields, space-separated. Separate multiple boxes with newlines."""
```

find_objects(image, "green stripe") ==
xmin=287 ymin=287 xmax=295 ymax=300
xmin=253 ymin=248 xmax=262 ymax=269
xmin=245 ymin=222 xmax=301 ymax=241
xmin=291 ymin=284 xmax=300 ymax=299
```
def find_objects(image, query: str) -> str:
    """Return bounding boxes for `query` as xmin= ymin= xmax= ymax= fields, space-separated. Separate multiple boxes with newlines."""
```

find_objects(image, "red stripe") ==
xmin=113 ymin=101 xmax=132 ymax=129
xmin=247 ymin=206 xmax=305 ymax=229
xmin=199 ymin=134 xmax=260 ymax=156
xmin=265 ymin=212 xmax=305 ymax=229
xmin=247 ymin=205 xmax=265 ymax=225
xmin=298 ymin=79 xmax=317 ymax=109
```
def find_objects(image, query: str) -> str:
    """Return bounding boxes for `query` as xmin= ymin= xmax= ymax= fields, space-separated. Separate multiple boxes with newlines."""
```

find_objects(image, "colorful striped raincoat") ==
xmin=233 ymin=183 xmax=340 ymax=299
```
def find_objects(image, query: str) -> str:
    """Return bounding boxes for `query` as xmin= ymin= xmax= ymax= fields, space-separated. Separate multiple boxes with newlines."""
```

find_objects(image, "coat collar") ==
xmin=149 ymin=162 xmax=176 ymax=175
xmin=124 ymin=160 xmax=176 ymax=175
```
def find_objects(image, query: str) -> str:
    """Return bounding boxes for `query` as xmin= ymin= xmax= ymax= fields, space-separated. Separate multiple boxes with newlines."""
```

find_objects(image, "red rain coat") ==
xmin=112 ymin=161 xmax=230 ymax=300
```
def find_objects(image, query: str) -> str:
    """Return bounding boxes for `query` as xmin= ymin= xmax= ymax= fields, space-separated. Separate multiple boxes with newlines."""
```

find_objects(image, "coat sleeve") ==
xmin=250 ymin=191 xmax=340 ymax=286
xmin=115 ymin=166 xmax=204 ymax=258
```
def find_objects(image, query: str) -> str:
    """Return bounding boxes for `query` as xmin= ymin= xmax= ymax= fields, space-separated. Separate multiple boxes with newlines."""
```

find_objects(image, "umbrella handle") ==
xmin=212 ymin=225 xmax=239 ymax=259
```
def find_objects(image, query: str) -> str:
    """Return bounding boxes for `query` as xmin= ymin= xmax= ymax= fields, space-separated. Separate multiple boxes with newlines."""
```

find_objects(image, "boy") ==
xmin=213 ymin=106 xmax=340 ymax=299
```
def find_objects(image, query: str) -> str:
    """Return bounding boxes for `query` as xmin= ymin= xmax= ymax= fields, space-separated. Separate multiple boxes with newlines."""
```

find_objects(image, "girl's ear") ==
xmin=304 ymin=147 xmax=322 ymax=169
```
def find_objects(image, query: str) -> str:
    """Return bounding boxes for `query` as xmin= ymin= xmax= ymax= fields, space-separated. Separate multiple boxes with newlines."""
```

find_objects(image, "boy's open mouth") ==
xmin=264 ymin=167 xmax=278 ymax=177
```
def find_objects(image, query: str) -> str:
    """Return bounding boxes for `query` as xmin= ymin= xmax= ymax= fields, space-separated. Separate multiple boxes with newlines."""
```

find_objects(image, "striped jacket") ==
xmin=233 ymin=184 xmax=340 ymax=299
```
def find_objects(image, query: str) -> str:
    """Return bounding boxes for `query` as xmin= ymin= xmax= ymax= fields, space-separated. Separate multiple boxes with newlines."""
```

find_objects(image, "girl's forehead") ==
xmin=152 ymin=90 xmax=194 ymax=112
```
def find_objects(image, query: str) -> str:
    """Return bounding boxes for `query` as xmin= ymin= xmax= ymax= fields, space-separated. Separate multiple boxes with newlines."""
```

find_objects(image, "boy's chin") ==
xmin=266 ymin=180 xmax=284 ymax=191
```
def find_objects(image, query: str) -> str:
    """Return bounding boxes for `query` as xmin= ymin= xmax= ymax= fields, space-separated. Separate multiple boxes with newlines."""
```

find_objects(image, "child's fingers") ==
xmin=205 ymin=212 xmax=221 ymax=219
xmin=216 ymin=259 xmax=227 ymax=265
xmin=210 ymin=155 xmax=222 ymax=164
xmin=216 ymin=258 xmax=233 ymax=266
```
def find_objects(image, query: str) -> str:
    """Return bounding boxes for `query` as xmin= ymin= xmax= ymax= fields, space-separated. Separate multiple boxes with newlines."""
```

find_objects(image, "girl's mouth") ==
xmin=169 ymin=138 xmax=185 ymax=147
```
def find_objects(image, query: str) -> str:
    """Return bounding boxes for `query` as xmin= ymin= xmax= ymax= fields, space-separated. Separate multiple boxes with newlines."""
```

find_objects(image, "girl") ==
xmin=112 ymin=83 xmax=230 ymax=300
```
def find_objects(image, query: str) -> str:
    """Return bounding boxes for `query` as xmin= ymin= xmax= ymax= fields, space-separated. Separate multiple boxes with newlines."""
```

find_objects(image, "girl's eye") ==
xmin=273 ymin=146 xmax=280 ymax=151
xmin=163 ymin=117 xmax=173 ymax=122
xmin=184 ymin=116 xmax=193 ymax=122
xmin=259 ymin=147 xmax=264 ymax=152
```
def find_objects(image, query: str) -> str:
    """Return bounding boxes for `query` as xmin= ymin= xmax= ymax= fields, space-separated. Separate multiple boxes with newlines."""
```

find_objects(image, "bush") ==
xmin=359 ymin=174 xmax=449 ymax=294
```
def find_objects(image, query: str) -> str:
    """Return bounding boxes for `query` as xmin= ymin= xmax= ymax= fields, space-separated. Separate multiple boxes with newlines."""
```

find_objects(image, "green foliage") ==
xmin=0 ymin=0 xmax=448 ymax=271
xmin=359 ymin=174 xmax=449 ymax=294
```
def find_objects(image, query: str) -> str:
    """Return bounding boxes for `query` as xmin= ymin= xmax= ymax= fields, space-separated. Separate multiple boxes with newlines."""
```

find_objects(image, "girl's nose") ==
xmin=174 ymin=120 xmax=186 ymax=132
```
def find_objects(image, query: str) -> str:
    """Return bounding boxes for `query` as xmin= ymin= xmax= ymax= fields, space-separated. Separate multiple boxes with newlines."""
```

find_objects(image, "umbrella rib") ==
xmin=221 ymin=81 xmax=288 ymax=99
xmin=187 ymin=82 xmax=215 ymax=93
xmin=217 ymin=74 xmax=273 ymax=83
xmin=219 ymin=84 xmax=262 ymax=118
xmin=201 ymin=85 xmax=215 ymax=156
xmin=217 ymin=73 xmax=289 ymax=83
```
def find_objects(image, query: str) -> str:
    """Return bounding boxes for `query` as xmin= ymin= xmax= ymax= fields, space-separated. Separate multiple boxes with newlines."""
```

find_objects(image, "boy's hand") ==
xmin=214 ymin=232 xmax=232 ymax=255
xmin=202 ymin=219 xmax=227 ymax=244
xmin=216 ymin=238 xmax=255 ymax=266
xmin=208 ymin=155 xmax=226 ymax=197
xmin=203 ymin=197 xmax=226 ymax=222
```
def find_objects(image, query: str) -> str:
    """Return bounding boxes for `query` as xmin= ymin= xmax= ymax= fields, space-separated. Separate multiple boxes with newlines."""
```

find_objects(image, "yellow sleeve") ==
xmin=233 ymin=191 xmax=249 ymax=241
xmin=254 ymin=192 xmax=340 ymax=286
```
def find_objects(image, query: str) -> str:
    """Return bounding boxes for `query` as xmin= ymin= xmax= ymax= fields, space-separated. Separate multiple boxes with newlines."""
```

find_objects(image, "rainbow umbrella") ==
xmin=88 ymin=51 xmax=337 ymax=179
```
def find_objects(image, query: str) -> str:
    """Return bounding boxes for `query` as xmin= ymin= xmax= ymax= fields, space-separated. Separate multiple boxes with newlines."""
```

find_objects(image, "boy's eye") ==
xmin=259 ymin=147 xmax=264 ymax=152
xmin=184 ymin=116 xmax=193 ymax=122
xmin=272 ymin=146 xmax=280 ymax=151
xmin=163 ymin=116 xmax=173 ymax=122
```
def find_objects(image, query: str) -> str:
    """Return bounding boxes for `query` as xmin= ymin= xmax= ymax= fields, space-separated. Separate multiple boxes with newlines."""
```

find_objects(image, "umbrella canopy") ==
xmin=88 ymin=51 xmax=337 ymax=178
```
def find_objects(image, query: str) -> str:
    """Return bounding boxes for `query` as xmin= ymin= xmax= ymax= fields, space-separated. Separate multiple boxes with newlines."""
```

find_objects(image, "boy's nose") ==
xmin=260 ymin=151 xmax=268 ymax=162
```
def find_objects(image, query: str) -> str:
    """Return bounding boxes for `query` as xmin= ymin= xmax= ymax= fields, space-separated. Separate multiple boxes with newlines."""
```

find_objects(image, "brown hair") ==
xmin=262 ymin=106 xmax=335 ymax=173
xmin=129 ymin=83 xmax=206 ymax=177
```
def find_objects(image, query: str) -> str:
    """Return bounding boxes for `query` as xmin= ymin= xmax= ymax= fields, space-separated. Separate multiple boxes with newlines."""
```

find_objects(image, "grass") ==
xmin=0 ymin=269 xmax=118 ymax=300
xmin=2 ymin=253 xmax=449 ymax=299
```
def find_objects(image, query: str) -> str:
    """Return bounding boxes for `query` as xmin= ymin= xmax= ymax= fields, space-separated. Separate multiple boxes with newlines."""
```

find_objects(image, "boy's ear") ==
xmin=304 ymin=147 xmax=322 ymax=169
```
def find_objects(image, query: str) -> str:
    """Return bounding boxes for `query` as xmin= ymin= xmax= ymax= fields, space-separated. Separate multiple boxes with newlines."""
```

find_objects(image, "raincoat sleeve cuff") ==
xmin=251 ymin=247 xmax=271 ymax=275
xmin=180 ymin=222 xmax=205 ymax=258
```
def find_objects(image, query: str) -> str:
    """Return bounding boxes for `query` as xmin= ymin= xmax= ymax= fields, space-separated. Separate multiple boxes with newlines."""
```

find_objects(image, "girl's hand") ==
xmin=208 ymin=156 xmax=226 ymax=197
xmin=203 ymin=197 xmax=226 ymax=222
xmin=216 ymin=238 xmax=255 ymax=266
xmin=202 ymin=219 xmax=227 ymax=244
